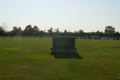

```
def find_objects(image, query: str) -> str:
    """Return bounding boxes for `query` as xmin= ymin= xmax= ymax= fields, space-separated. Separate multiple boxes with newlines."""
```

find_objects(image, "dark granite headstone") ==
xmin=84 ymin=37 xmax=86 ymax=39
xmin=88 ymin=36 xmax=92 ymax=39
xmin=26 ymin=36 xmax=29 ymax=38
xmin=107 ymin=37 xmax=109 ymax=40
xmin=116 ymin=37 xmax=119 ymax=40
xmin=81 ymin=36 xmax=83 ymax=39
xmin=11 ymin=35 xmax=13 ymax=38
xmin=93 ymin=36 xmax=101 ymax=40
xmin=50 ymin=37 xmax=78 ymax=54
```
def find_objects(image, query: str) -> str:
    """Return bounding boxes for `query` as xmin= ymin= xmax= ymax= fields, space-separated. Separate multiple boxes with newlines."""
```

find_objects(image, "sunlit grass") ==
xmin=0 ymin=37 xmax=120 ymax=80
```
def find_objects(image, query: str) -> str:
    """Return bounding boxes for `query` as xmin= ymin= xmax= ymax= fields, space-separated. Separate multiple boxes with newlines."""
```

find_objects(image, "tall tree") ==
xmin=0 ymin=23 xmax=7 ymax=36
xmin=33 ymin=25 xmax=39 ymax=36
xmin=114 ymin=32 xmax=120 ymax=37
xmin=16 ymin=27 xmax=23 ymax=36
xmin=105 ymin=26 xmax=115 ymax=34
xmin=24 ymin=25 xmax=33 ymax=36
xmin=64 ymin=29 xmax=67 ymax=33
xmin=11 ymin=26 xmax=18 ymax=35
xmin=48 ymin=27 xmax=53 ymax=36
xmin=0 ymin=26 xmax=5 ymax=36
xmin=79 ymin=29 xmax=84 ymax=36
xmin=2 ymin=23 xmax=7 ymax=32
xmin=64 ymin=29 xmax=67 ymax=36
xmin=79 ymin=29 xmax=84 ymax=33
xmin=54 ymin=28 xmax=60 ymax=33
xmin=17 ymin=27 xmax=22 ymax=32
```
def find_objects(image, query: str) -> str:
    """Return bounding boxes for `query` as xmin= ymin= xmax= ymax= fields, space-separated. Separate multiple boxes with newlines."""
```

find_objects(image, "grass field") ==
xmin=0 ymin=37 xmax=120 ymax=80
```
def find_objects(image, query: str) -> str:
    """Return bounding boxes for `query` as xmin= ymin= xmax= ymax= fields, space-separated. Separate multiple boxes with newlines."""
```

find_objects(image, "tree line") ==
xmin=0 ymin=24 xmax=120 ymax=37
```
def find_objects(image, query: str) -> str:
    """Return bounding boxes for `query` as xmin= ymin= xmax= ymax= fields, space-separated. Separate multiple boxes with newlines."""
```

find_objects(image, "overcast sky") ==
xmin=0 ymin=0 xmax=120 ymax=32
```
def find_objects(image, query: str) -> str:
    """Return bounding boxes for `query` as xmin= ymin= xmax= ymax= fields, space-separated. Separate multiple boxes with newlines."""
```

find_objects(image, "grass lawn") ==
xmin=0 ymin=37 xmax=120 ymax=80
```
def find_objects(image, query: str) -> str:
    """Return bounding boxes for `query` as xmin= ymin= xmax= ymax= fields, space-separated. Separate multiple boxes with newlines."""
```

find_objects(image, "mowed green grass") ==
xmin=0 ymin=37 xmax=120 ymax=80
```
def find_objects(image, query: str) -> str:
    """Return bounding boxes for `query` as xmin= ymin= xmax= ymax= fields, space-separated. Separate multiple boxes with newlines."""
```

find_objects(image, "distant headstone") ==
xmin=26 ymin=36 xmax=29 ymax=38
xmin=39 ymin=36 xmax=43 ymax=38
xmin=113 ymin=37 xmax=115 ymax=40
xmin=93 ymin=36 xmax=101 ymax=40
xmin=88 ymin=36 xmax=92 ymax=39
xmin=50 ymin=37 xmax=78 ymax=54
xmin=84 ymin=37 xmax=86 ymax=39
xmin=76 ymin=37 xmax=79 ymax=39
xmin=81 ymin=36 xmax=83 ymax=39
xmin=116 ymin=37 xmax=119 ymax=40
xmin=103 ymin=36 xmax=105 ymax=39
xmin=107 ymin=37 xmax=109 ymax=40
xmin=11 ymin=35 xmax=13 ymax=38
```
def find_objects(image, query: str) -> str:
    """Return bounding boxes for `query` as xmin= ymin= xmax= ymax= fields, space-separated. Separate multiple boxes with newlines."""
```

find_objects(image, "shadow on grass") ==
xmin=110 ymin=46 xmax=120 ymax=48
xmin=51 ymin=53 xmax=82 ymax=59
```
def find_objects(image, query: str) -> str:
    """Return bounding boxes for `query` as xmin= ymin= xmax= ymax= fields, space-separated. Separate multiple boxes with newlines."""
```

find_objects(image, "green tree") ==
xmin=64 ymin=29 xmax=67 ymax=33
xmin=48 ymin=27 xmax=53 ymax=36
xmin=54 ymin=28 xmax=60 ymax=36
xmin=0 ymin=26 xmax=5 ymax=36
xmin=79 ymin=29 xmax=84 ymax=36
xmin=105 ymin=26 xmax=115 ymax=34
xmin=114 ymin=32 xmax=120 ymax=37
xmin=64 ymin=29 xmax=67 ymax=36
xmin=12 ymin=26 xmax=18 ymax=35
xmin=54 ymin=28 xmax=60 ymax=33
xmin=16 ymin=27 xmax=23 ymax=36
xmin=18 ymin=27 xmax=22 ymax=32
xmin=10 ymin=26 xmax=23 ymax=36
xmin=0 ymin=23 xmax=7 ymax=36
xmin=79 ymin=29 xmax=84 ymax=33
xmin=24 ymin=25 xmax=33 ymax=36
xmin=33 ymin=25 xmax=39 ymax=36
xmin=39 ymin=30 xmax=45 ymax=36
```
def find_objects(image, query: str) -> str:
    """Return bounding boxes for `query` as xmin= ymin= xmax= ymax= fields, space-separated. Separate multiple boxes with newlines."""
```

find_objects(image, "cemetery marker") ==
xmin=50 ymin=37 xmax=78 ymax=54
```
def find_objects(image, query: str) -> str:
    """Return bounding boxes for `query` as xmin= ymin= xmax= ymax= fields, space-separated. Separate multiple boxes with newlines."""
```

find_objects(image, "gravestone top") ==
xmin=52 ymin=37 xmax=75 ymax=49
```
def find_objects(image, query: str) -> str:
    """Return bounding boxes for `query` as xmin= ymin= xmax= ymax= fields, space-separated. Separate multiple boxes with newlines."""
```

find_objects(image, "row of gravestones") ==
xmin=0 ymin=36 xmax=120 ymax=40
xmin=75 ymin=36 xmax=120 ymax=40
xmin=50 ymin=36 xmax=120 ymax=40
xmin=0 ymin=35 xmax=51 ymax=38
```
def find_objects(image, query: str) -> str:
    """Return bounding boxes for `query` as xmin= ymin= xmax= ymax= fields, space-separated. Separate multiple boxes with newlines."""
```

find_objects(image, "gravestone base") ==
xmin=50 ymin=48 xmax=78 ymax=55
